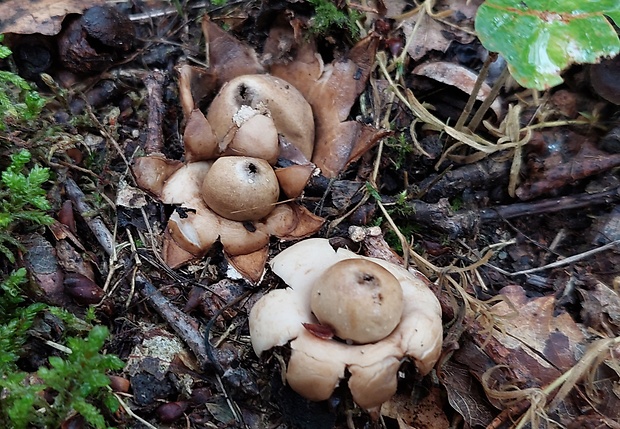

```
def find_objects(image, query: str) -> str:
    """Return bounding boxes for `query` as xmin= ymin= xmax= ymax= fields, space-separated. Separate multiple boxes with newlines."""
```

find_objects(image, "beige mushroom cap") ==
xmin=249 ymin=238 xmax=443 ymax=410
xmin=157 ymin=160 xmax=271 ymax=265
xmin=310 ymin=259 xmax=404 ymax=344
xmin=207 ymin=74 xmax=314 ymax=161
xmin=201 ymin=156 xmax=280 ymax=222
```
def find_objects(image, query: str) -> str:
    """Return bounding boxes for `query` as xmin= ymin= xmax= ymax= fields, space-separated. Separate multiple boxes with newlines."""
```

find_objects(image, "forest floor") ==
xmin=2 ymin=1 xmax=620 ymax=428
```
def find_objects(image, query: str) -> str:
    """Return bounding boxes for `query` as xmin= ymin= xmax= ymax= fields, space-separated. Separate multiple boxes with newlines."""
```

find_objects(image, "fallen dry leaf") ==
xmin=517 ymin=130 xmax=620 ymax=200
xmin=438 ymin=358 xmax=496 ymax=427
xmin=268 ymin=22 xmax=388 ymax=176
xmin=413 ymin=61 xmax=503 ymax=118
xmin=21 ymin=233 xmax=71 ymax=307
xmin=0 ymin=0 xmax=106 ymax=35
xmin=398 ymin=0 xmax=482 ymax=61
xmin=579 ymin=281 xmax=620 ymax=336
xmin=491 ymin=285 xmax=585 ymax=372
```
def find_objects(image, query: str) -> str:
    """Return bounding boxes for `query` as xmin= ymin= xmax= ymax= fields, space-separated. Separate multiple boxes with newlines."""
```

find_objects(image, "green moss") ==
xmin=0 ymin=150 xmax=53 ymax=263
xmin=0 ymin=35 xmax=46 ymax=129
xmin=308 ymin=0 xmax=362 ymax=38
xmin=1 ymin=323 xmax=124 ymax=429
xmin=0 ymin=39 xmax=123 ymax=429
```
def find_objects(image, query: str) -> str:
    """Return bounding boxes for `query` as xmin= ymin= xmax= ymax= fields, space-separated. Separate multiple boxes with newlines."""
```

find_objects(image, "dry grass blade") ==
xmin=482 ymin=366 xmax=551 ymax=429
xmin=549 ymin=336 xmax=620 ymax=411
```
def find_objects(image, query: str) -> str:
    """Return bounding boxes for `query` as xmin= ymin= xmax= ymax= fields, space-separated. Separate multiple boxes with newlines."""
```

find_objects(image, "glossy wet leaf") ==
xmin=475 ymin=0 xmax=620 ymax=89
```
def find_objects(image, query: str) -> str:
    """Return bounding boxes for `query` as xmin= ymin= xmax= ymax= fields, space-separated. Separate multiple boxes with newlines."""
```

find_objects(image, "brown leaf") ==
xmin=491 ymin=285 xmax=584 ymax=372
xmin=0 ymin=0 xmax=106 ymax=35
xmin=517 ymin=131 xmax=620 ymax=200
xmin=21 ymin=233 xmax=71 ymax=307
xmin=413 ymin=61 xmax=503 ymax=117
xmin=202 ymin=15 xmax=264 ymax=88
xmin=55 ymin=240 xmax=95 ymax=281
xmin=579 ymin=281 xmax=620 ymax=335
xmin=268 ymin=24 xmax=384 ymax=177
xmin=64 ymin=272 xmax=104 ymax=305
xmin=438 ymin=359 xmax=496 ymax=427
xmin=400 ymin=0 xmax=481 ymax=61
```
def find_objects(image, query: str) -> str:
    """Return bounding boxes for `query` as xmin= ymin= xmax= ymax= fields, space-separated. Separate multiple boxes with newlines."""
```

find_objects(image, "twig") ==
xmin=143 ymin=71 xmax=166 ymax=154
xmin=455 ymin=54 xmax=494 ymax=131
xmin=113 ymin=392 xmax=159 ymax=429
xmin=134 ymin=273 xmax=210 ymax=369
xmin=481 ymin=186 xmax=620 ymax=221
xmin=64 ymin=178 xmax=116 ymax=256
xmin=467 ymin=65 xmax=510 ymax=132
xmin=488 ymin=239 xmax=620 ymax=277
xmin=83 ymin=103 xmax=133 ymax=172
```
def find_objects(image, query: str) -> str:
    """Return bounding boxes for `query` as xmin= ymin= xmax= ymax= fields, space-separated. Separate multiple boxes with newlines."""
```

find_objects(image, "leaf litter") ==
xmin=3 ymin=0 xmax=620 ymax=428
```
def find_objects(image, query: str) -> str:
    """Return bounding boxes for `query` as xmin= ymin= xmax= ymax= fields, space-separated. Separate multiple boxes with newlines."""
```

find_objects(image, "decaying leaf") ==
xmin=447 ymin=284 xmax=612 ymax=427
xmin=21 ymin=233 xmax=71 ymax=307
xmin=381 ymin=390 xmax=450 ymax=429
xmin=438 ymin=359 xmax=496 ymax=427
xmin=517 ymin=130 xmax=620 ymax=200
xmin=0 ymin=0 xmax=106 ymax=35
xmin=491 ymin=285 xmax=585 ymax=372
xmin=397 ymin=0 xmax=482 ymax=61
xmin=579 ymin=281 xmax=620 ymax=335
xmin=268 ymin=22 xmax=389 ymax=176
xmin=413 ymin=61 xmax=503 ymax=118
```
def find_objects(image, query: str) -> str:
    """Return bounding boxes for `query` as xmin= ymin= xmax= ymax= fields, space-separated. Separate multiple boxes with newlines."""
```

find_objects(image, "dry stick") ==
xmin=415 ymin=185 xmax=620 ymax=238
xmin=134 ymin=273 xmax=211 ymax=368
xmin=143 ymin=70 xmax=166 ymax=154
xmin=83 ymin=102 xmax=134 ymax=183
xmin=112 ymin=393 xmax=159 ymax=429
xmin=65 ymin=178 xmax=115 ymax=256
xmin=490 ymin=239 xmax=620 ymax=277
xmin=480 ymin=185 xmax=620 ymax=221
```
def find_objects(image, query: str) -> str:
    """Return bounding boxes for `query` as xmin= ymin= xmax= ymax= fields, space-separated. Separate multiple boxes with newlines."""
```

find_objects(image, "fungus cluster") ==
xmin=133 ymin=15 xmax=388 ymax=280
xmin=133 ymin=74 xmax=322 ymax=281
xmin=249 ymin=239 xmax=443 ymax=411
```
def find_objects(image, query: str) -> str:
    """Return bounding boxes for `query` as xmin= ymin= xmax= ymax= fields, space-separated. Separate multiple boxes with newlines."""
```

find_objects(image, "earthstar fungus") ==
xmin=134 ymin=15 xmax=388 ymax=280
xmin=249 ymin=238 xmax=443 ymax=411
xmin=133 ymin=73 xmax=322 ymax=281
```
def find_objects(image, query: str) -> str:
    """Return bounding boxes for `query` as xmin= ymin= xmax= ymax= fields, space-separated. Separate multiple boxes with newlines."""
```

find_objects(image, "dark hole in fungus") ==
xmin=247 ymin=162 xmax=258 ymax=174
xmin=243 ymin=221 xmax=256 ymax=232
xmin=238 ymin=84 xmax=248 ymax=100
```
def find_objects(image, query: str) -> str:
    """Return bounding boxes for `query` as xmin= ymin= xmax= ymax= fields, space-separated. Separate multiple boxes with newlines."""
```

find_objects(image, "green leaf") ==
xmin=475 ymin=0 xmax=620 ymax=89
